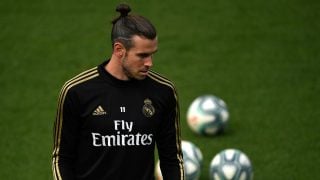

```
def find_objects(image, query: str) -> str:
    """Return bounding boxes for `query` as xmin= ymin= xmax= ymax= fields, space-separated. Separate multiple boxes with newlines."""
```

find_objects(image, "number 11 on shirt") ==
xmin=120 ymin=106 xmax=126 ymax=112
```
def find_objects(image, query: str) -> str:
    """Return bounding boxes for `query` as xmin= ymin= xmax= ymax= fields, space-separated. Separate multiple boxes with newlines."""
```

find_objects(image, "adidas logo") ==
xmin=92 ymin=106 xmax=107 ymax=116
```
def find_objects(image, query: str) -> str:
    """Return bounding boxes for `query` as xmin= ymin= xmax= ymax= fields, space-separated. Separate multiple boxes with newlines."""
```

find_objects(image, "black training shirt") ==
xmin=52 ymin=61 xmax=184 ymax=180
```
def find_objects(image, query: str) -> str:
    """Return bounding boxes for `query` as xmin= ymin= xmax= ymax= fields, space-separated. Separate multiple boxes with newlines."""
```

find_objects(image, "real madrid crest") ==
xmin=142 ymin=98 xmax=155 ymax=118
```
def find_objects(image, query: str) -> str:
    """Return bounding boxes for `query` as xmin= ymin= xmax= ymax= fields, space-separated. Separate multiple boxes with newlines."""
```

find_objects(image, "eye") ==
xmin=136 ymin=50 xmax=157 ymax=59
xmin=138 ymin=53 xmax=150 ymax=59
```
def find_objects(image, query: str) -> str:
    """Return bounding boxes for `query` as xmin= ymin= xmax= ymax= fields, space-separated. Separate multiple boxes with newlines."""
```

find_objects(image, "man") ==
xmin=52 ymin=3 xmax=185 ymax=180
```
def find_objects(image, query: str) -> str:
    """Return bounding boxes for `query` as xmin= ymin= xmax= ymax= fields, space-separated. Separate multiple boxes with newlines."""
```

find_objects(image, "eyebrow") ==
xmin=136 ymin=49 xmax=158 ymax=56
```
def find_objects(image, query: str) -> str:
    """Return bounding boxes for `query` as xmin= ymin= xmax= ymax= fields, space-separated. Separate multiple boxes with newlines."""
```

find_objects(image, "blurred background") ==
xmin=0 ymin=0 xmax=319 ymax=179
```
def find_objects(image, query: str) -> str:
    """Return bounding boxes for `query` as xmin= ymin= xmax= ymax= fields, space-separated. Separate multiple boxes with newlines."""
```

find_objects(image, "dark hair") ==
xmin=111 ymin=4 xmax=157 ymax=50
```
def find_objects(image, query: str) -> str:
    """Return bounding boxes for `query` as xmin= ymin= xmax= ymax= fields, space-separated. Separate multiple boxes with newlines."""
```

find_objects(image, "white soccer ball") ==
xmin=187 ymin=95 xmax=229 ymax=136
xmin=155 ymin=140 xmax=203 ymax=180
xmin=209 ymin=149 xmax=253 ymax=180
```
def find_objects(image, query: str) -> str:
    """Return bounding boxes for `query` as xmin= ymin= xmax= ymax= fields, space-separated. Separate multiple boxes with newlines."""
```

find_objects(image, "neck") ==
xmin=105 ymin=56 xmax=129 ymax=81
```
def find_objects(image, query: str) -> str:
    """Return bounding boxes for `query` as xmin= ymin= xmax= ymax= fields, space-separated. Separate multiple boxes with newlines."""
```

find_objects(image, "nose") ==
xmin=144 ymin=56 xmax=153 ymax=68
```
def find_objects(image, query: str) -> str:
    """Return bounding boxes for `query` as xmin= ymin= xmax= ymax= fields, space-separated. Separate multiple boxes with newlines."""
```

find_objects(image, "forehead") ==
xmin=129 ymin=35 xmax=158 ymax=53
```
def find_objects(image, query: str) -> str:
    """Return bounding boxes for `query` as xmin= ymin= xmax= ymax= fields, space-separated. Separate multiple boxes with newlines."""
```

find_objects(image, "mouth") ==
xmin=140 ymin=70 xmax=149 ymax=76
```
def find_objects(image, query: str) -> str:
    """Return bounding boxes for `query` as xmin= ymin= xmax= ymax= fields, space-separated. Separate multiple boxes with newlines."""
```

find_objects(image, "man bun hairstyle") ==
xmin=111 ymin=3 xmax=157 ymax=50
xmin=115 ymin=4 xmax=131 ymax=17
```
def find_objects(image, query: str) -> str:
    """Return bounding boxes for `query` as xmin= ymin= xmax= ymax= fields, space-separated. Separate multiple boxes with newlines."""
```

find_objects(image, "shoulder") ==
xmin=147 ymin=70 xmax=179 ymax=103
xmin=147 ymin=70 xmax=177 ymax=92
xmin=59 ymin=66 xmax=100 ymax=96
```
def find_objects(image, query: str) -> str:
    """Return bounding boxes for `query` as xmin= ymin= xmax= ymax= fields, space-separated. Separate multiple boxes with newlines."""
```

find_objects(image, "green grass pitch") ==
xmin=0 ymin=0 xmax=319 ymax=179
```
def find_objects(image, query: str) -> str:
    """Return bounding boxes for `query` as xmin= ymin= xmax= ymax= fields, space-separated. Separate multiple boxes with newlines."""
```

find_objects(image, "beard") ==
xmin=121 ymin=56 xmax=147 ymax=80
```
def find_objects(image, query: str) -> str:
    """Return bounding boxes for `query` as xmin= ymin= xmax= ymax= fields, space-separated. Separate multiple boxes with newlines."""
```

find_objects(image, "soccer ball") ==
xmin=181 ymin=140 xmax=203 ymax=180
xmin=187 ymin=95 xmax=229 ymax=136
xmin=209 ymin=149 xmax=253 ymax=180
xmin=155 ymin=140 xmax=203 ymax=180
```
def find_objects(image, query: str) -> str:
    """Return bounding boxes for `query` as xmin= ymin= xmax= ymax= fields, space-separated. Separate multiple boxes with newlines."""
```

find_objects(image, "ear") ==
xmin=113 ymin=42 xmax=126 ymax=58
